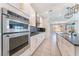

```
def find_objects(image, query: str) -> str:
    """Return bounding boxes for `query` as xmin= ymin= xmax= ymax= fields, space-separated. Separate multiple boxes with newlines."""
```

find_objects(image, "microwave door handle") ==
xmin=2 ymin=13 xmax=9 ymax=18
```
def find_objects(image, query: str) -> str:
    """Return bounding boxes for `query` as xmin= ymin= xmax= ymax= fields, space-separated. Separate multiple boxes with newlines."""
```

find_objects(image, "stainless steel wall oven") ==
xmin=1 ymin=8 xmax=30 ymax=56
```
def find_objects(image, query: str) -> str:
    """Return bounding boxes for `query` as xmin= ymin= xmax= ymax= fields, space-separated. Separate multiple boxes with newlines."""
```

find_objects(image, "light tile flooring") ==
xmin=32 ymin=33 xmax=61 ymax=56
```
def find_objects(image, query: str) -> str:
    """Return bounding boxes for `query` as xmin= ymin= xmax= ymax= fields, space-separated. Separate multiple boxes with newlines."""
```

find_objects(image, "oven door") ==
xmin=3 ymin=32 xmax=30 ymax=56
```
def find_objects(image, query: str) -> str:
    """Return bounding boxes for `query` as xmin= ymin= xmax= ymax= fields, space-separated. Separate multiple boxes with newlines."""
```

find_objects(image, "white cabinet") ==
xmin=41 ymin=33 xmax=45 ymax=42
xmin=22 ymin=4 xmax=36 ymax=26
xmin=10 ymin=3 xmax=36 ymax=26
xmin=20 ymin=32 xmax=46 ymax=56
xmin=0 ymin=4 xmax=20 ymax=15
xmin=35 ymin=34 xmax=40 ymax=47
xmin=61 ymin=38 xmax=75 ymax=56
xmin=8 ymin=3 xmax=29 ymax=18
xmin=36 ymin=34 xmax=42 ymax=47
xmin=0 ymin=4 xmax=25 ymax=18
xmin=39 ymin=18 xmax=45 ymax=28
xmin=57 ymin=34 xmax=75 ymax=56
xmin=30 ymin=36 xmax=37 ymax=54
xmin=8 ymin=3 xmax=20 ymax=9
xmin=37 ymin=16 xmax=45 ymax=28
xmin=62 ymin=38 xmax=75 ymax=56
xmin=0 ymin=3 xmax=28 ymax=18
xmin=36 ymin=33 xmax=45 ymax=47
xmin=30 ymin=32 xmax=45 ymax=55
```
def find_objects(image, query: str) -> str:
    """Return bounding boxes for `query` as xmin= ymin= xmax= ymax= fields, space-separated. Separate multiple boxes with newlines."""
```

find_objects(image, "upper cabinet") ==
xmin=0 ymin=3 xmax=42 ymax=27
xmin=8 ymin=3 xmax=29 ymax=18
xmin=0 ymin=3 xmax=27 ymax=18
xmin=18 ymin=4 xmax=36 ymax=26
xmin=8 ymin=3 xmax=36 ymax=26
xmin=23 ymin=4 xmax=36 ymax=26
xmin=36 ymin=16 xmax=45 ymax=28
xmin=8 ymin=3 xmax=20 ymax=9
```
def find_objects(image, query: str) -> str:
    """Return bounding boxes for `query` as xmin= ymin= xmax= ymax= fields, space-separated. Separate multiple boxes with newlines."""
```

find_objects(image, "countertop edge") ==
xmin=30 ymin=32 xmax=45 ymax=37
xmin=56 ymin=33 xmax=79 ymax=46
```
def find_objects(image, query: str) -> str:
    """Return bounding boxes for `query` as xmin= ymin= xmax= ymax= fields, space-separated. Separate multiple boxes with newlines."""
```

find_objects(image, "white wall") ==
xmin=8 ymin=3 xmax=36 ymax=26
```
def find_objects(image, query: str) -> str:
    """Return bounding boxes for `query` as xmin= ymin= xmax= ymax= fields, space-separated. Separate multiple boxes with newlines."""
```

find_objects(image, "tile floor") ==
xmin=32 ymin=33 xmax=61 ymax=56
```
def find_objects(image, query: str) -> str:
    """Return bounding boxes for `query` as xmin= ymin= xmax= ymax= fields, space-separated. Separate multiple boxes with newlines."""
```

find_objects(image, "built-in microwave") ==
xmin=2 ymin=8 xmax=29 ymax=33
xmin=3 ymin=19 xmax=29 ymax=33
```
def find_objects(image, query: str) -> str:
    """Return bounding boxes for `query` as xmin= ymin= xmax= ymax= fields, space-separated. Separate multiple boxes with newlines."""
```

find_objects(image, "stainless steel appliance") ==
xmin=3 ymin=32 xmax=29 ymax=56
xmin=2 ymin=8 xmax=29 ymax=33
xmin=1 ymin=8 xmax=30 ymax=56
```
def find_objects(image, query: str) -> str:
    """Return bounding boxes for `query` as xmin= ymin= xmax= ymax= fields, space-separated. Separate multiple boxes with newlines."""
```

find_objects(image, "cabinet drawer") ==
xmin=30 ymin=37 xmax=37 ymax=53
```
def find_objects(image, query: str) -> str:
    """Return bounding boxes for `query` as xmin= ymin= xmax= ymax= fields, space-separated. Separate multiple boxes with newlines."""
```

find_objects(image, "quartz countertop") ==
xmin=30 ymin=32 xmax=45 ymax=37
xmin=30 ymin=32 xmax=39 ymax=36
xmin=57 ymin=33 xmax=79 ymax=46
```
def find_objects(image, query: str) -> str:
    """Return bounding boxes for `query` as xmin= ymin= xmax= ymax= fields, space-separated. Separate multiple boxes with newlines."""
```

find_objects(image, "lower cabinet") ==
xmin=57 ymin=34 xmax=75 ymax=56
xmin=62 ymin=38 xmax=75 ymax=56
xmin=20 ymin=32 xmax=45 ymax=56
xmin=30 ymin=36 xmax=37 ymax=54
xmin=30 ymin=33 xmax=45 ymax=55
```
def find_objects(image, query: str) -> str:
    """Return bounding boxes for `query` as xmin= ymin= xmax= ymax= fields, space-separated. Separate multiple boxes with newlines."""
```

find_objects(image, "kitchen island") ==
xmin=57 ymin=33 xmax=79 ymax=56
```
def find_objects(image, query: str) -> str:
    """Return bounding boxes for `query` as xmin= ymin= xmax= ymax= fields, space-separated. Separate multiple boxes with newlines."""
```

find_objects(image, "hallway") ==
xmin=32 ymin=33 xmax=61 ymax=56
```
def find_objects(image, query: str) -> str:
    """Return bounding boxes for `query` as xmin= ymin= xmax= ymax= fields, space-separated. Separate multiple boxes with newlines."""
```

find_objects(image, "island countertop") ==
xmin=57 ymin=33 xmax=79 ymax=46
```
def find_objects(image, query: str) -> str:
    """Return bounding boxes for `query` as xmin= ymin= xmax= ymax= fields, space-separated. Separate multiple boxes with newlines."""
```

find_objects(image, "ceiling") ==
xmin=31 ymin=3 xmax=75 ymax=22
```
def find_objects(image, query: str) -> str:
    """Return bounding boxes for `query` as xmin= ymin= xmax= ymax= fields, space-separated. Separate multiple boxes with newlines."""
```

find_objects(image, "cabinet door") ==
xmin=9 ymin=3 xmax=20 ymax=9
xmin=57 ymin=35 xmax=75 ymax=56
xmin=36 ymin=33 xmax=45 ymax=47
xmin=30 ymin=33 xmax=45 ymax=55
xmin=35 ymin=34 xmax=41 ymax=47
xmin=30 ymin=36 xmax=37 ymax=53
xmin=41 ymin=33 xmax=45 ymax=42
xmin=62 ymin=39 xmax=75 ymax=56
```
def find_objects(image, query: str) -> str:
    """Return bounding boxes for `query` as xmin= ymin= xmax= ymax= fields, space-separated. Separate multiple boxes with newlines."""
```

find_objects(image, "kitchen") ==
xmin=0 ymin=3 xmax=45 ymax=56
xmin=0 ymin=3 xmax=79 ymax=56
